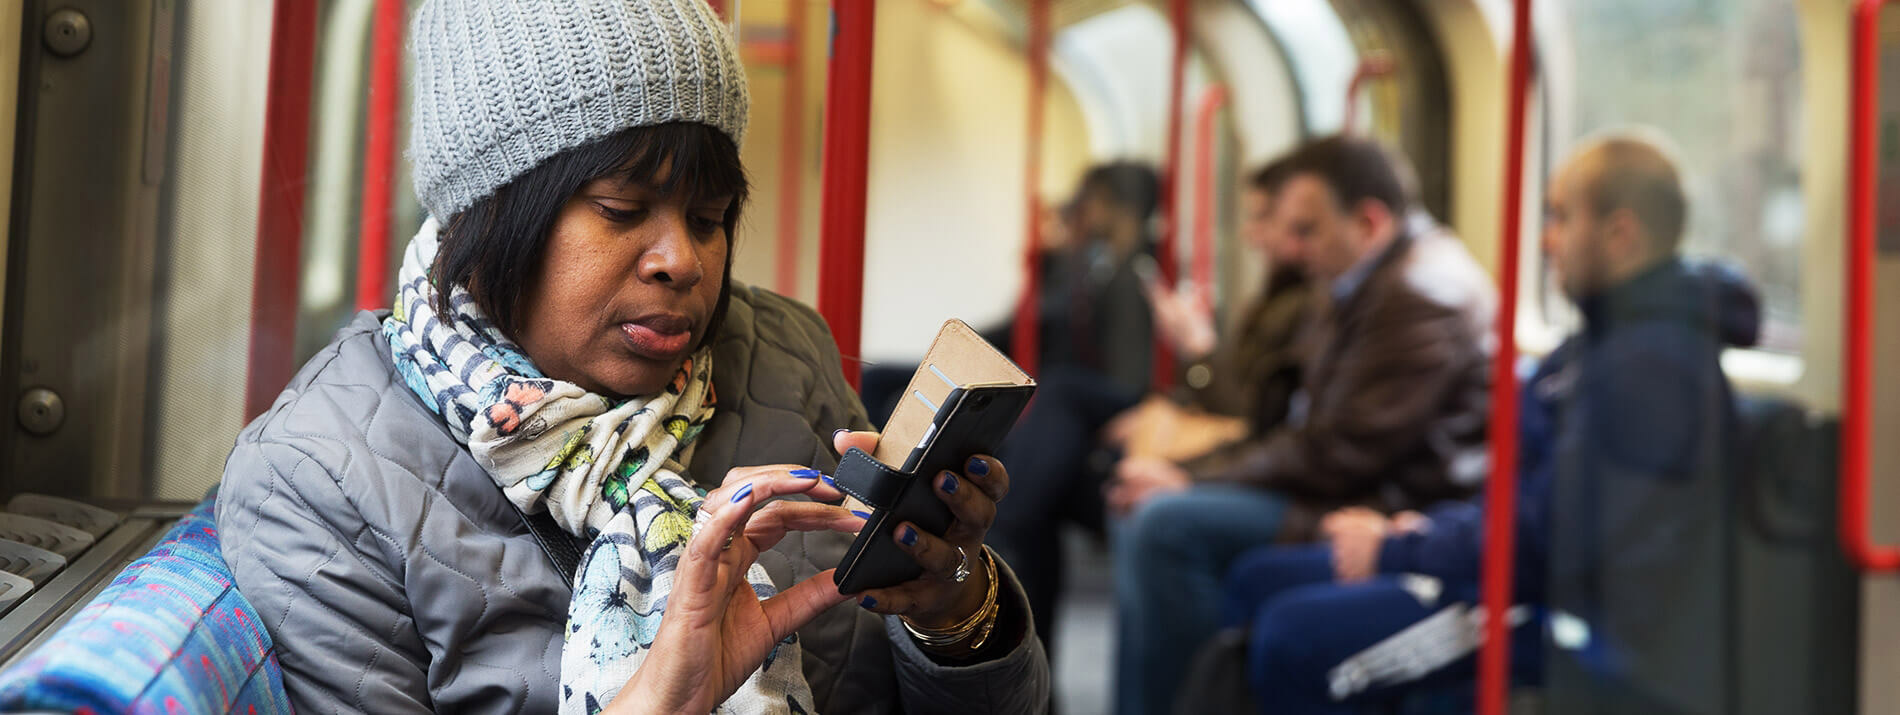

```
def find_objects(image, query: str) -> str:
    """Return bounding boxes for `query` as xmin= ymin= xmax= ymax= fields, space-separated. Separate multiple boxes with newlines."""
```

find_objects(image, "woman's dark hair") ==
xmin=1074 ymin=161 xmax=1162 ymax=221
xmin=433 ymin=121 xmax=750 ymax=345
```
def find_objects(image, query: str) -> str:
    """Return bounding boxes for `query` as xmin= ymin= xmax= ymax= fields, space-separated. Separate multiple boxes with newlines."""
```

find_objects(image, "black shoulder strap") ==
xmin=514 ymin=504 xmax=584 ymax=590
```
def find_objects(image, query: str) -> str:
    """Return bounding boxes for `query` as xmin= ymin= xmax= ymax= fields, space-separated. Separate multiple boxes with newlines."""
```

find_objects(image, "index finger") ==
xmin=742 ymin=501 xmax=870 ymax=553
xmin=703 ymin=464 xmax=844 ymax=511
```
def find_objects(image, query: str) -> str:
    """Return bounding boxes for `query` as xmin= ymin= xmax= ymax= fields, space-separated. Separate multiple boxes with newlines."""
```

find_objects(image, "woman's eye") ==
xmin=689 ymin=215 xmax=724 ymax=236
xmin=595 ymin=203 xmax=644 ymax=223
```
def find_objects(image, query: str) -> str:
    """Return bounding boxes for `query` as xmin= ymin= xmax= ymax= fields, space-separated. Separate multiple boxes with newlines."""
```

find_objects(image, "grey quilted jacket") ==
xmin=216 ymin=285 xmax=1050 ymax=714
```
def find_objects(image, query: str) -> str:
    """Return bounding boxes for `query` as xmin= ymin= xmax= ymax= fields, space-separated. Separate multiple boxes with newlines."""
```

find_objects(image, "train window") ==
xmin=1247 ymin=0 xmax=1357 ymax=135
xmin=1051 ymin=5 xmax=1181 ymax=162
xmin=297 ymin=0 xmax=424 ymax=361
xmin=1547 ymin=0 xmax=1805 ymax=354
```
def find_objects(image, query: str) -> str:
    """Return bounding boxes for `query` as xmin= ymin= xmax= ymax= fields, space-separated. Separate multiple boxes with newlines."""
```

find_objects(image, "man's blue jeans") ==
xmin=1112 ymin=484 xmax=1287 ymax=715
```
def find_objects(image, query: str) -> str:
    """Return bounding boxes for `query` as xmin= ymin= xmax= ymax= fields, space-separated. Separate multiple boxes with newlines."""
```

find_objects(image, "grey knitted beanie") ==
xmin=409 ymin=0 xmax=750 ymax=221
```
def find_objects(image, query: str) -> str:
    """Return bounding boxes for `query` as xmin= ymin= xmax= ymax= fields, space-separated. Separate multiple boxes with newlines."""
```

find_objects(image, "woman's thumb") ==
xmin=764 ymin=570 xmax=853 ymax=642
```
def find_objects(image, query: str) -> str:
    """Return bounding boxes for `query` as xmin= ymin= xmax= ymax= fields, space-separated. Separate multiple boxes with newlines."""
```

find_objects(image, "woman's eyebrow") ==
xmin=587 ymin=177 xmax=656 ymax=196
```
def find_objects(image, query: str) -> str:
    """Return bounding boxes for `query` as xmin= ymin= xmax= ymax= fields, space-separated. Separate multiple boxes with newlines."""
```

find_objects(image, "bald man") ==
xmin=1215 ymin=132 xmax=1761 ymax=715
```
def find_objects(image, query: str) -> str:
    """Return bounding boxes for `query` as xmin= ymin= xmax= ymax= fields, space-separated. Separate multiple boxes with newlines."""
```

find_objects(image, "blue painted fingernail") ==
xmin=822 ymin=475 xmax=839 ymax=489
xmin=860 ymin=596 xmax=877 ymax=609
xmin=731 ymin=483 xmax=754 ymax=503
xmin=852 ymin=510 xmax=872 ymax=520
xmin=967 ymin=457 xmax=990 ymax=477
xmin=790 ymin=468 xmax=822 ymax=478
xmin=899 ymin=525 xmax=919 ymax=546
xmin=941 ymin=472 xmax=960 ymax=495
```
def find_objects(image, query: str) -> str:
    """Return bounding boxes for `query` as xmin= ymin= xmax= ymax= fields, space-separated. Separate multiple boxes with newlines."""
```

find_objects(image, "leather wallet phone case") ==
xmin=832 ymin=319 xmax=1036 ymax=593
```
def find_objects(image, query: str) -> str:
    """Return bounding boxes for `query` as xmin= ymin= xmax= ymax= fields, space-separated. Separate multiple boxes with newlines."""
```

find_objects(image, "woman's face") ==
xmin=513 ymin=170 xmax=731 ymax=398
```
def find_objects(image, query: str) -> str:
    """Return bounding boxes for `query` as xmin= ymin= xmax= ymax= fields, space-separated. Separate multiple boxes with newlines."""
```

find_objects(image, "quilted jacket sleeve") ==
xmin=217 ymin=438 xmax=434 ymax=715
xmin=881 ymin=558 xmax=1052 ymax=715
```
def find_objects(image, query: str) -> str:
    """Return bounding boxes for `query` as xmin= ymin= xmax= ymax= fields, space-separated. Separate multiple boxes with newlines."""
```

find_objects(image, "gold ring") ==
xmin=951 ymin=546 xmax=971 ymax=583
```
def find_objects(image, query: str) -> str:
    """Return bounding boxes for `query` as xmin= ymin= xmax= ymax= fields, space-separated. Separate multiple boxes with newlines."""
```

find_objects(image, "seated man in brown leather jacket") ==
xmin=1112 ymin=158 xmax=1312 ymax=462
xmin=1108 ymin=135 xmax=1495 ymax=715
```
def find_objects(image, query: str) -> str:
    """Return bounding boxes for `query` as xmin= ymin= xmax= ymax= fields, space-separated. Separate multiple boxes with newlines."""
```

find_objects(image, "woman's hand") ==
xmin=834 ymin=430 xmax=1008 ymax=633
xmin=611 ymin=466 xmax=862 ymax=714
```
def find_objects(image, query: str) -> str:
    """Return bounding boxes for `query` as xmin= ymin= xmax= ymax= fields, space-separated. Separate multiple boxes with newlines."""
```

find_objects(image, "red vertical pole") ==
xmin=354 ymin=0 xmax=402 ymax=313
xmin=775 ymin=0 xmax=809 ymax=297
xmin=1190 ymin=85 xmax=1227 ymax=298
xmin=817 ymin=0 xmax=875 ymax=389
xmin=706 ymin=0 xmax=729 ymax=19
xmin=1843 ymin=0 xmax=1900 ymax=572
xmin=1152 ymin=0 xmax=1189 ymax=391
xmin=1477 ymin=0 xmax=1534 ymax=712
xmin=1011 ymin=0 xmax=1050 ymax=376
xmin=244 ymin=0 xmax=319 ymax=420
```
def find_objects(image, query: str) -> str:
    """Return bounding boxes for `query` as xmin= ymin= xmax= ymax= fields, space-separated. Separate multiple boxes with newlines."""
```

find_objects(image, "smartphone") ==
xmin=833 ymin=381 xmax=1036 ymax=593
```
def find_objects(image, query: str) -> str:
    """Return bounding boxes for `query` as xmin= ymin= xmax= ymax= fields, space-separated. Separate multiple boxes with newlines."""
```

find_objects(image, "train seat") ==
xmin=0 ymin=489 xmax=293 ymax=714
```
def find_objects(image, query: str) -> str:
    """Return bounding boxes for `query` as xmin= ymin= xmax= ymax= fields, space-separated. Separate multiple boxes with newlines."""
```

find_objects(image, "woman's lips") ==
xmin=620 ymin=315 xmax=694 ymax=359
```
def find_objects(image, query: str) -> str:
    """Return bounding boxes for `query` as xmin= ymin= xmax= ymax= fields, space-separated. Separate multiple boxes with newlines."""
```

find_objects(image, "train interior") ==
xmin=0 ymin=0 xmax=1897 ymax=712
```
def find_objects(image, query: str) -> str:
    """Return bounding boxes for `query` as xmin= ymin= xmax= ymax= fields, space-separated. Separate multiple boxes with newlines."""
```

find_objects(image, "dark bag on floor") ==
xmin=1173 ymin=627 xmax=1259 ymax=715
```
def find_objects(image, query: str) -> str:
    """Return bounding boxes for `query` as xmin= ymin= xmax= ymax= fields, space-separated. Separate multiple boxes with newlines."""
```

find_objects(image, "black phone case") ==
xmin=831 ymin=383 xmax=1036 ymax=593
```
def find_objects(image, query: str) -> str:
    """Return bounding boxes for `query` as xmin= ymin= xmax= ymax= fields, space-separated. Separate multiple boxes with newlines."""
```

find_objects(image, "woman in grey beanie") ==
xmin=213 ymin=0 xmax=1051 ymax=713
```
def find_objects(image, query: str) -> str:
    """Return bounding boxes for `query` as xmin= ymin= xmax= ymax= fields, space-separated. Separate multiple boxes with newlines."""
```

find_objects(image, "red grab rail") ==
xmin=354 ymin=0 xmax=403 ymax=313
xmin=817 ymin=1 xmax=876 ymax=389
xmin=1843 ymin=0 xmax=1900 ymax=573
xmin=1189 ymin=85 xmax=1227 ymax=297
xmin=1477 ymin=0 xmax=1535 ymax=712
xmin=1011 ymin=0 xmax=1051 ymax=377
xmin=1151 ymin=0 xmax=1191 ymax=391
xmin=244 ymin=0 xmax=319 ymax=420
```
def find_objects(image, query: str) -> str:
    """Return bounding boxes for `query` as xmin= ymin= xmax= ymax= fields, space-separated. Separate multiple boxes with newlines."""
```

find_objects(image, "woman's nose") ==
xmin=639 ymin=214 xmax=704 ymax=288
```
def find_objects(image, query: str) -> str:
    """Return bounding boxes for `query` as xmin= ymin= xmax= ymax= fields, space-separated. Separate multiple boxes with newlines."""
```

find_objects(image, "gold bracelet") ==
xmin=909 ymin=547 xmax=996 ymax=634
xmin=902 ymin=545 xmax=1001 ymax=651
xmin=902 ymin=548 xmax=996 ymax=645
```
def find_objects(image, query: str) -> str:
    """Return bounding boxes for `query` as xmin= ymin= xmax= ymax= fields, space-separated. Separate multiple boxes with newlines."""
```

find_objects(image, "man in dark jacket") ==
xmin=1224 ymin=132 xmax=1758 ymax=714
xmin=1110 ymin=136 xmax=1495 ymax=715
